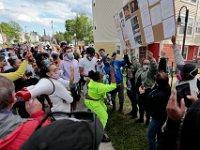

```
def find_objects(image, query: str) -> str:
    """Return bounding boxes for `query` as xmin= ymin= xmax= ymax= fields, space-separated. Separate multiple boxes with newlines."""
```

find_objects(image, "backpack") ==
xmin=20 ymin=111 xmax=103 ymax=150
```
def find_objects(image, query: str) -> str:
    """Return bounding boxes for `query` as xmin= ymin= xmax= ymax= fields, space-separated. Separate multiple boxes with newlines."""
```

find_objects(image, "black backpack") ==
xmin=20 ymin=111 xmax=103 ymax=150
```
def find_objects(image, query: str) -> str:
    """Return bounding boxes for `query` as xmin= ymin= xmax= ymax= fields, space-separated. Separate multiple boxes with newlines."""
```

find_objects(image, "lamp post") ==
xmin=177 ymin=6 xmax=189 ymax=56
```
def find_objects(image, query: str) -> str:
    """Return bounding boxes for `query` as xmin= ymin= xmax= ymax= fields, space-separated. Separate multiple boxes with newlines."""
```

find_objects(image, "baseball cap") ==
xmin=178 ymin=63 xmax=198 ymax=77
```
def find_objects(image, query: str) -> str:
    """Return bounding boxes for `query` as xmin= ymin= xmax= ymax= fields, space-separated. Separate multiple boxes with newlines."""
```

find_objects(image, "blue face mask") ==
xmin=43 ymin=58 xmax=50 ymax=67
xmin=67 ymin=52 xmax=74 ymax=60
xmin=11 ymin=55 xmax=18 ymax=60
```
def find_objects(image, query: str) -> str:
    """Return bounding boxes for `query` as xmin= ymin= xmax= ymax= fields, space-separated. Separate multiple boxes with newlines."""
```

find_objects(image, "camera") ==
xmin=176 ymin=82 xmax=192 ymax=107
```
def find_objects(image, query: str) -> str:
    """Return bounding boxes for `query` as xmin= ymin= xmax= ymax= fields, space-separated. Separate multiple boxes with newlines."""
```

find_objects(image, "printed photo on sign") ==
xmin=130 ymin=0 xmax=139 ymax=14
xmin=123 ymin=4 xmax=131 ymax=20
xmin=130 ymin=16 xmax=142 ymax=46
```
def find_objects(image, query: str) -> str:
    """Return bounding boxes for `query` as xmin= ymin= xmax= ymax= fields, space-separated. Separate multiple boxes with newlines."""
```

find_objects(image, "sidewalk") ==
xmin=99 ymin=143 xmax=115 ymax=150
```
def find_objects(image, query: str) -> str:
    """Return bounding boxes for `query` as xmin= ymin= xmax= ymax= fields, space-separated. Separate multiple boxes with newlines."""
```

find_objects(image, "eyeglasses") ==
xmin=143 ymin=63 xmax=150 ymax=65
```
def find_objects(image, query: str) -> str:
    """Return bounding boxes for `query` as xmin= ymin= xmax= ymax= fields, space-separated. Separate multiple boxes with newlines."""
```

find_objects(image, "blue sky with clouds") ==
xmin=0 ymin=0 xmax=92 ymax=35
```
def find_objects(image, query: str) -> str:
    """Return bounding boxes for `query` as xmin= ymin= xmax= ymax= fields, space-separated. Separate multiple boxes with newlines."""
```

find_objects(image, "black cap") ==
xmin=111 ymin=52 xmax=117 ymax=57
xmin=86 ymin=47 xmax=95 ymax=56
xmin=178 ymin=63 xmax=198 ymax=77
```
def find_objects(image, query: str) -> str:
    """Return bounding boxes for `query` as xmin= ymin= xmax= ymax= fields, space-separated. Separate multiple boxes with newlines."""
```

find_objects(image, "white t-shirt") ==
xmin=79 ymin=57 xmax=97 ymax=80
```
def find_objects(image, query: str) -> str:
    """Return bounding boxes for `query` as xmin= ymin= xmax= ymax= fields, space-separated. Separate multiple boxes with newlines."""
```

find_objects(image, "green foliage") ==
xmin=0 ymin=21 xmax=22 ymax=42
xmin=54 ymin=32 xmax=65 ymax=44
xmin=106 ymin=92 xmax=148 ymax=150
xmin=65 ymin=13 xmax=94 ymax=44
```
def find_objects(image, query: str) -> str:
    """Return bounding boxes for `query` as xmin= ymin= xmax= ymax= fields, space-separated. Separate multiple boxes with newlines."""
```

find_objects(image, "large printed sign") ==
xmin=114 ymin=0 xmax=176 ymax=49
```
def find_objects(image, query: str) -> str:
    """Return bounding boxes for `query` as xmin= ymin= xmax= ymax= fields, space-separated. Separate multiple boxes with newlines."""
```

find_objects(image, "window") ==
xmin=182 ymin=46 xmax=188 ymax=59
xmin=198 ymin=47 xmax=200 ymax=57
xmin=179 ymin=16 xmax=194 ymax=35
xmin=116 ymin=44 xmax=121 ymax=55
xmin=196 ymin=22 xmax=200 ymax=34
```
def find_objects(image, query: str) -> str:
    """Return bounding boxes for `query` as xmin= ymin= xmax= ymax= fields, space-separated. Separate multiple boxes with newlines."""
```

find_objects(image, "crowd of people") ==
xmin=0 ymin=35 xmax=200 ymax=150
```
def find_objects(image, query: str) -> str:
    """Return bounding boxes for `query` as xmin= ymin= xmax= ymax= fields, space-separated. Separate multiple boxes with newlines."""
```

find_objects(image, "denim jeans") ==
xmin=147 ymin=118 xmax=164 ymax=150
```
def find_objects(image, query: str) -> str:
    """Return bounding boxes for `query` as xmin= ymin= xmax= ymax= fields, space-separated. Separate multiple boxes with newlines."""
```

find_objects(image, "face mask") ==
xmin=51 ymin=70 xmax=61 ymax=79
xmin=67 ymin=52 xmax=74 ymax=60
xmin=143 ymin=65 xmax=149 ymax=71
xmin=12 ymin=55 xmax=18 ymax=60
xmin=87 ymin=57 xmax=93 ymax=61
xmin=43 ymin=58 xmax=50 ymax=67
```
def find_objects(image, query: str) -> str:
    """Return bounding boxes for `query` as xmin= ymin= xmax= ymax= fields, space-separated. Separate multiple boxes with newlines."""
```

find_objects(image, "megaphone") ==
xmin=16 ymin=78 xmax=55 ymax=101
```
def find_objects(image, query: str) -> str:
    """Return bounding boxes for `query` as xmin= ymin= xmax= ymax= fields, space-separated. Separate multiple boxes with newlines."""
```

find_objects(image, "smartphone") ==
xmin=176 ymin=82 xmax=192 ymax=107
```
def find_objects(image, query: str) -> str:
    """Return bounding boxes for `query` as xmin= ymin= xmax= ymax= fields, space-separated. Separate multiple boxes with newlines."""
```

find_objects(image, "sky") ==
xmin=0 ymin=0 xmax=93 ymax=36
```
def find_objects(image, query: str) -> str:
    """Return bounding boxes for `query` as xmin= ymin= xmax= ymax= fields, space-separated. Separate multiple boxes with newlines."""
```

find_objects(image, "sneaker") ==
xmin=102 ymin=133 xmax=111 ymax=143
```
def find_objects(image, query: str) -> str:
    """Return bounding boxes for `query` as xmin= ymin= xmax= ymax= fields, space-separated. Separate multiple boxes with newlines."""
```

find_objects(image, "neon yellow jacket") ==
xmin=0 ymin=60 xmax=28 ymax=81
xmin=88 ymin=80 xmax=116 ymax=100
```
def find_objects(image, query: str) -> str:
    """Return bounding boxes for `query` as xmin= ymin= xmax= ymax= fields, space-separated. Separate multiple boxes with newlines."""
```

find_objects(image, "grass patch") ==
xmin=106 ymin=96 xmax=148 ymax=150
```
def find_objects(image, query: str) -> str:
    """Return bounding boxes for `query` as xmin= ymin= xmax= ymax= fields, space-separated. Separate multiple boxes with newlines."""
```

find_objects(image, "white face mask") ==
xmin=87 ymin=57 xmax=93 ymax=61
xmin=143 ymin=65 xmax=149 ymax=71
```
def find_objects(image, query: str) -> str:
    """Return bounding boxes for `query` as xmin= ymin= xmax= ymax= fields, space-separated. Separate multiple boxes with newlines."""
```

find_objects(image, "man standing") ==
xmin=59 ymin=41 xmax=68 ymax=60
xmin=60 ymin=46 xmax=81 ymax=111
xmin=135 ymin=51 xmax=158 ymax=125
xmin=110 ymin=49 xmax=128 ymax=113
xmin=79 ymin=47 xmax=97 ymax=95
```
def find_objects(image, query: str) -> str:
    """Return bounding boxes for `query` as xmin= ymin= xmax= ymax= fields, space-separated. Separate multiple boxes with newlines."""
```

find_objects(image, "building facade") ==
xmin=92 ymin=0 xmax=200 ymax=67
xmin=92 ymin=0 xmax=124 ymax=57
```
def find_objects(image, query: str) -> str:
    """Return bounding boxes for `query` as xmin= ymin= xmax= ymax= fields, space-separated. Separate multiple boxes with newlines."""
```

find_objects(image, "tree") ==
xmin=54 ymin=32 xmax=65 ymax=44
xmin=0 ymin=21 xmax=22 ymax=42
xmin=65 ymin=14 xmax=94 ymax=45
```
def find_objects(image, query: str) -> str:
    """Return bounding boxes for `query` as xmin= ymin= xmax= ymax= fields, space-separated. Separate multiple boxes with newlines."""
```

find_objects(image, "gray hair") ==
xmin=0 ymin=76 xmax=15 ymax=110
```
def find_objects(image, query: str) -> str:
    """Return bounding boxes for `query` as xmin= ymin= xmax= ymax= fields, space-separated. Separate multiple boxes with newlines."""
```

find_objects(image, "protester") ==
xmin=60 ymin=46 xmax=81 ymax=111
xmin=157 ymin=35 xmax=200 ymax=150
xmin=110 ymin=49 xmax=128 ymax=113
xmin=59 ymin=41 xmax=68 ymax=60
xmin=79 ymin=47 xmax=97 ymax=95
xmin=51 ymin=53 xmax=62 ymax=67
xmin=84 ymin=66 xmax=116 ymax=142
xmin=135 ymin=51 xmax=158 ymax=125
xmin=46 ymin=63 xmax=73 ymax=113
xmin=125 ymin=55 xmax=140 ymax=119
xmin=0 ymin=50 xmax=32 ymax=81
xmin=0 ymin=76 xmax=50 ymax=150
xmin=147 ymin=71 xmax=171 ymax=150
xmin=157 ymin=92 xmax=198 ymax=150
